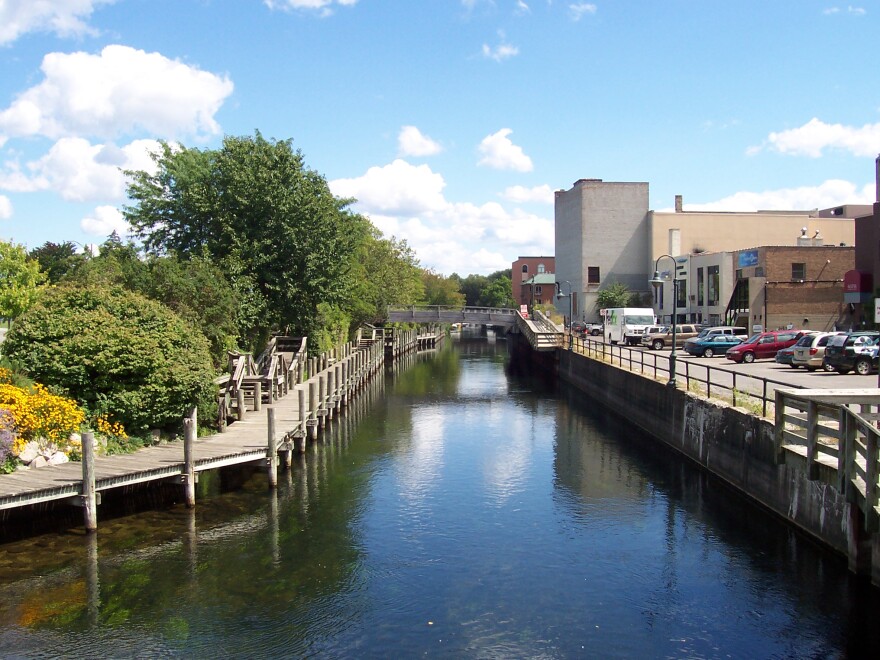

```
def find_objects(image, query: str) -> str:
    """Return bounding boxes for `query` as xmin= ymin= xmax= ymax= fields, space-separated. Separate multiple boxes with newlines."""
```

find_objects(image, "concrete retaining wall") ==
xmin=556 ymin=346 xmax=863 ymax=566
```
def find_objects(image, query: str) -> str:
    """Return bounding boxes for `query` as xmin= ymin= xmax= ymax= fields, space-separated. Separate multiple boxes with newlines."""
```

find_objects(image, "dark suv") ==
xmin=823 ymin=332 xmax=880 ymax=375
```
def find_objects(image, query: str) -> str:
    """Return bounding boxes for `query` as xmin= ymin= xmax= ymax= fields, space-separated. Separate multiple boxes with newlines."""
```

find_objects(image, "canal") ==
xmin=0 ymin=332 xmax=879 ymax=657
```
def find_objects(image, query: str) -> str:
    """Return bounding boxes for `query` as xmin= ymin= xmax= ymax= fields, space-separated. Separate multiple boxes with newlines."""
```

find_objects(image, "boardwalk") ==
xmin=0 ymin=329 xmax=443 ymax=525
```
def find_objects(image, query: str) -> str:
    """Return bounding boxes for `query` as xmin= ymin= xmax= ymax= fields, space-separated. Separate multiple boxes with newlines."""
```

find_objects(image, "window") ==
xmin=755 ymin=266 xmax=765 ymax=277
xmin=676 ymin=279 xmax=687 ymax=308
xmin=698 ymin=268 xmax=705 ymax=305
xmin=707 ymin=266 xmax=719 ymax=305
xmin=537 ymin=263 xmax=545 ymax=273
xmin=792 ymin=263 xmax=806 ymax=280
xmin=535 ymin=285 xmax=542 ymax=295
xmin=522 ymin=264 xmax=529 ymax=273
xmin=587 ymin=266 xmax=600 ymax=285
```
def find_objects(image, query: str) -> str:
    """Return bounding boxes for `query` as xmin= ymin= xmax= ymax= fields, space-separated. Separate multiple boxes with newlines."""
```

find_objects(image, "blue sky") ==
xmin=0 ymin=0 xmax=878 ymax=276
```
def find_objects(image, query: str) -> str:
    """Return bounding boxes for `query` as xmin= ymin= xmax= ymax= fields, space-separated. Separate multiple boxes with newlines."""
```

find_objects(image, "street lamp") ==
xmin=556 ymin=280 xmax=573 ymax=349
xmin=650 ymin=255 xmax=678 ymax=387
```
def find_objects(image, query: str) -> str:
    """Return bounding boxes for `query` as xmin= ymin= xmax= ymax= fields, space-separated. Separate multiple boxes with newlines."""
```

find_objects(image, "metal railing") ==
xmin=569 ymin=334 xmax=803 ymax=417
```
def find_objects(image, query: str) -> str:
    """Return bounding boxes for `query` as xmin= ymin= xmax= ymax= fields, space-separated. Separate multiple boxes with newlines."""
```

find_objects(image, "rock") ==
xmin=18 ymin=441 xmax=40 ymax=464
xmin=48 ymin=452 xmax=69 ymax=466
xmin=30 ymin=456 xmax=48 ymax=469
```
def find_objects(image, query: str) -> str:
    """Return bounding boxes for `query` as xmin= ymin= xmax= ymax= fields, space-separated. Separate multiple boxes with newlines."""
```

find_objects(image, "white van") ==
xmin=601 ymin=308 xmax=656 ymax=345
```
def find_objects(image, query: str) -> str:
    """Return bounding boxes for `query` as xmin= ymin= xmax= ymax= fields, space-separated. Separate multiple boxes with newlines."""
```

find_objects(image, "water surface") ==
xmin=0 ymin=333 xmax=877 ymax=657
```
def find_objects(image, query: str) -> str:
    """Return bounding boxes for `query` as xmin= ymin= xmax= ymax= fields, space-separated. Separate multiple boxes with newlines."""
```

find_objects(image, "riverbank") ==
xmin=549 ymin=337 xmax=880 ymax=587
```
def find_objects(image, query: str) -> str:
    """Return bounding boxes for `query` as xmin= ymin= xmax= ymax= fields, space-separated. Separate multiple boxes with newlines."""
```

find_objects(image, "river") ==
xmin=0 ymin=331 xmax=878 ymax=657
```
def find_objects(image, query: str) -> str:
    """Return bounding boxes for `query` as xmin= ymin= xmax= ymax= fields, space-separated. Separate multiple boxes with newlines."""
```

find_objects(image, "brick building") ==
xmin=511 ymin=256 xmax=555 ymax=306
xmin=728 ymin=244 xmax=854 ymax=332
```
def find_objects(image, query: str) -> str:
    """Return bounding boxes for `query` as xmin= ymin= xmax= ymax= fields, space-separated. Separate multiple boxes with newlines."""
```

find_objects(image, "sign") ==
xmin=738 ymin=250 xmax=759 ymax=268
xmin=875 ymin=298 xmax=880 ymax=324
xmin=752 ymin=324 xmax=763 ymax=333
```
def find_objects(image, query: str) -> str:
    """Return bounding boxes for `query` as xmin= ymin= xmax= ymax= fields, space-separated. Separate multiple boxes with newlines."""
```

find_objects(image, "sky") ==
xmin=0 ymin=0 xmax=878 ymax=276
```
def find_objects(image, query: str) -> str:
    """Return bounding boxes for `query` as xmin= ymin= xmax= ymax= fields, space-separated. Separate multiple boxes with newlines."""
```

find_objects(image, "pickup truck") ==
xmin=640 ymin=324 xmax=700 ymax=350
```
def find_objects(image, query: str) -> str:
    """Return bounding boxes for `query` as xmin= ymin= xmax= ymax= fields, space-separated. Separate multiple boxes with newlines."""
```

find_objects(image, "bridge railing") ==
xmin=570 ymin=334 xmax=801 ymax=417
xmin=774 ymin=389 xmax=880 ymax=532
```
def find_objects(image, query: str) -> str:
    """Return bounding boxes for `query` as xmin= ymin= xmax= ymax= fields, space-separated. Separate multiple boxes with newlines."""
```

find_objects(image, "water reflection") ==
xmin=0 ymin=336 xmax=879 ymax=657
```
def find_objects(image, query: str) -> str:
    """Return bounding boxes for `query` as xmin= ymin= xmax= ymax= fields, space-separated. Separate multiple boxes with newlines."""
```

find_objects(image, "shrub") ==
xmin=0 ymin=408 xmax=15 ymax=472
xmin=2 ymin=285 xmax=217 ymax=434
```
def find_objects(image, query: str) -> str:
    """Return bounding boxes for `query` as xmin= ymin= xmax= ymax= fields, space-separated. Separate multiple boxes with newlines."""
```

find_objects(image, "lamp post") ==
xmin=556 ymin=280 xmax=573 ymax=349
xmin=650 ymin=255 xmax=678 ymax=387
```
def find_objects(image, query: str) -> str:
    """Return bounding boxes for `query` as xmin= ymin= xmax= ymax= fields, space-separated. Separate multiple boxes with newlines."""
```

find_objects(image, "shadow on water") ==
xmin=553 ymin=380 xmax=880 ymax=658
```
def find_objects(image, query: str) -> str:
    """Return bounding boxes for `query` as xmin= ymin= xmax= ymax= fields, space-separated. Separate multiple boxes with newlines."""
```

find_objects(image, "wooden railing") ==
xmin=774 ymin=389 xmax=880 ymax=532
xmin=515 ymin=310 xmax=562 ymax=352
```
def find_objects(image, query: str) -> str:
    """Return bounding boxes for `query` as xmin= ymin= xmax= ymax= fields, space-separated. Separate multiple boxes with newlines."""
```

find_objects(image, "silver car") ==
xmin=791 ymin=332 xmax=842 ymax=371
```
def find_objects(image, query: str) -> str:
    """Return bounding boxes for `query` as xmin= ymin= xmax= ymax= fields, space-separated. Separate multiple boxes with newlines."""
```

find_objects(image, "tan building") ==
xmin=555 ymin=179 xmax=859 ymax=323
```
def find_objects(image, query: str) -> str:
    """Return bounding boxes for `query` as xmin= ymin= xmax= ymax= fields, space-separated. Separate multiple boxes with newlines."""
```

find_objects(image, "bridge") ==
xmin=386 ymin=306 xmax=563 ymax=352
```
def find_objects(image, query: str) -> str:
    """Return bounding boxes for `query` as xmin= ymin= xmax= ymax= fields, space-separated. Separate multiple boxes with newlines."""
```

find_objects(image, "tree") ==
xmin=347 ymin=228 xmax=424 ymax=326
xmin=2 ymin=285 xmax=216 ymax=434
xmin=596 ymin=282 xmax=633 ymax=310
xmin=480 ymin=274 xmax=515 ymax=308
xmin=420 ymin=270 xmax=465 ymax=306
xmin=0 ymin=240 xmax=46 ymax=322
xmin=124 ymin=132 xmax=363 ymax=349
xmin=29 ymin=241 xmax=89 ymax=284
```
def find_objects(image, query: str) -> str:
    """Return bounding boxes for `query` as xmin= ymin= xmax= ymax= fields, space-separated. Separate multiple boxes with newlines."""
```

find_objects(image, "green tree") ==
xmin=29 ymin=241 xmax=89 ymax=284
xmin=420 ymin=270 xmax=465 ymax=306
xmin=124 ymin=132 xmax=363 ymax=349
xmin=596 ymin=282 xmax=633 ymax=310
xmin=457 ymin=274 xmax=488 ymax=306
xmin=0 ymin=240 xmax=46 ymax=322
xmin=347 ymin=229 xmax=424 ymax=326
xmin=480 ymin=274 xmax=515 ymax=308
xmin=2 ymin=285 xmax=216 ymax=434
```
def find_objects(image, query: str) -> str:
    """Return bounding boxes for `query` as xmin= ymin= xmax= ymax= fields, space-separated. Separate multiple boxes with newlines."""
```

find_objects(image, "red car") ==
xmin=725 ymin=330 xmax=811 ymax=364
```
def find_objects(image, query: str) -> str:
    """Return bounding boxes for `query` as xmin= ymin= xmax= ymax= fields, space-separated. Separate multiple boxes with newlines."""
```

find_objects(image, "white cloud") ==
xmin=570 ymin=3 xmax=597 ymax=20
xmin=330 ymin=159 xmax=553 ymax=275
xmin=264 ymin=0 xmax=357 ymax=16
xmin=0 ymin=0 xmax=114 ymax=46
xmin=482 ymin=30 xmax=519 ymax=62
xmin=398 ymin=125 xmax=443 ymax=157
xmin=749 ymin=117 xmax=880 ymax=157
xmin=330 ymin=159 xmax=447 ymax=215
xmin=683 ymin=179 xmax=875 ymax=213
xmin=502 ymin=184 xmax=554 ymax=204
xmin=80 ymin=204 xmax=127 ymax=237
xmin=515 ymin=1 xmax=531 ymax=15
xmin=478 ymin=128 xmax=534 ymax=172
xmin=0 ymin=45 xmax=233 ymax=140
xmin=0 ymin=195 xmax=12 ymax=219
xmin=825 ymin=6 xmax=867 ymax=15
xmin=0 ymin=137 xmax=161 ymax=202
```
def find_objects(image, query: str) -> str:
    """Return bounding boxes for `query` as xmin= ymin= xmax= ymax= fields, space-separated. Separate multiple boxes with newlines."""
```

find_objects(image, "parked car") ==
xmin=585 ymin=323 xmax=603 ymax=336
xmin=823 ymin=332 xmax=880 ymax=375
xmin=791 ymin=332 xmax=843 ymax=371
xmin=683 ymin=325 xmax=748 ymax=350
xmin=640 ymin=323 xmax=700 ymax=350
xmin=775 ymin=345 xmax=797 ymax=367
xmin=683 ymin=334 xmax=744 ymax=358
xmin=725 ymin=330 xmax=809 ymax=364
xmin=569 ymin=321 xmax=588 ymax=336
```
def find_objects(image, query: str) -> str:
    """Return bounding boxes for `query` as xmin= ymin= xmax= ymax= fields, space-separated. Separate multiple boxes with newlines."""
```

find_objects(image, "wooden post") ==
xmin=297 ymin=386 xmax=307 ymax=453
xmin=341 ymin=360 xmax=349 ymax=406
xmin=327 ymin=368 xmax=335 ymax=419
xmin=236 ymin=388 xmax=246 ymax=421
xmin=254 ymin=381 xmax=262 ymax=412
xmin=267 ymin=407 xmax=278 ymax=488
xmin=183 ymin=407 xmax=197 ymax=508
xmin=308 ymin=380 xmax=318 ymax=440
xmin=81 ymin=431 xmax=97 ymax=531
xmin=319 ymin=373 xmax=327 ymax=428
xmin=806 ymin=401 xmax=819 ymax=481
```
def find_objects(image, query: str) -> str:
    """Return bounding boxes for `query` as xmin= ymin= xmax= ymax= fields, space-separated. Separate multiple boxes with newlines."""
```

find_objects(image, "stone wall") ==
xmin=555 ymin=346 xmax=861 ymax=564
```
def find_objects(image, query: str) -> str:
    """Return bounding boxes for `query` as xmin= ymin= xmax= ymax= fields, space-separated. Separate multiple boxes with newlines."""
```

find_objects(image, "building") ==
xmin=555 ymin=178 xmax=859 ymax=323
xmin=511 ymin=256 xmax=555 ymax=306
xmin=849 ymin=156 xmax=880 ymax=329
xmin=521 ymin=273 xmax=557 ymax=309
xmin=652 ymin=243 xmax=854 ymax=332
xmin=554 ymin=180 xmax=649 ymax=322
